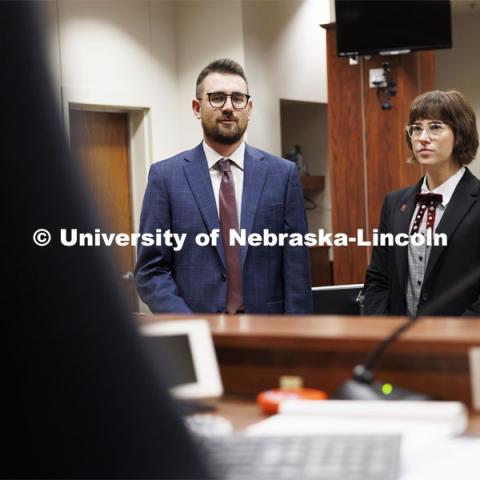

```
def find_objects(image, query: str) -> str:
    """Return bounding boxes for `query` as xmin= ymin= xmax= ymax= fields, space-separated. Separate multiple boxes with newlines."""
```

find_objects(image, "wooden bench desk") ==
xmin=136 ymin=314 xmax=480 ymax=410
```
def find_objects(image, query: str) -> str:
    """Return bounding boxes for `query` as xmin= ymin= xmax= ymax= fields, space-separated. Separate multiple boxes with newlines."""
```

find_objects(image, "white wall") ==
xmin=174 ymin=0 xmax=246 ymax=149
xmin=172 ymin=0 xmax=331 ymax=155
xmin=241 ymin=0 xmax=283 ymax=155
xmin=242 ymin=0 xmax=330 ymax=155
xmin=57 ymin=0 xmax=180 ymax=160
xmin=271 ymin=0 xmax=328 ymax=104
xmin=44 ymin=0 xmax=331 ymax=161
xmin=436 ymin=11 xmax=480 ymax=178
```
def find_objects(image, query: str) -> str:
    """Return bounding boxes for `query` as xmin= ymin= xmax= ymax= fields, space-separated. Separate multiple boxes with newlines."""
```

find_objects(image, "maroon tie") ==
xmin=218 ymin=159 xmax=243 ymax=314
xmin=410 ymin=193 xmax=443 ymax=234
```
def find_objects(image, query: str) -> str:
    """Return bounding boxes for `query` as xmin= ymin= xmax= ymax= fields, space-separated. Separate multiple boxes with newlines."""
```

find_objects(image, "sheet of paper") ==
xmin=399 ymin=437 xmax=480 ymax=480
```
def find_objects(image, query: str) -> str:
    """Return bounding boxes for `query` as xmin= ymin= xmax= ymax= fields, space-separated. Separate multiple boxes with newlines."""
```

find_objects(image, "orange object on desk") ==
xmin=257 ymin=388 xmax=328 ymax=415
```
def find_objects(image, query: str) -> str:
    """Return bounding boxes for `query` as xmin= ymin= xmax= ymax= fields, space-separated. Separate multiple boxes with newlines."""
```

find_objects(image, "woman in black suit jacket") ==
xmin=364 ymin=90 xmax=480 ymax=317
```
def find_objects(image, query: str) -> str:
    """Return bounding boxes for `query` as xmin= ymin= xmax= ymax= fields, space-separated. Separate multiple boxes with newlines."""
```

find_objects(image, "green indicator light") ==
xmin=382 ymin=383 xmax=393 ymax=396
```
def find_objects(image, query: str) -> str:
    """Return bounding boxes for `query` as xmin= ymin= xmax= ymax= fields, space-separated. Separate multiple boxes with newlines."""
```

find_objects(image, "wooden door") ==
xmin=69 ymin=109 xmax=138 ymax=311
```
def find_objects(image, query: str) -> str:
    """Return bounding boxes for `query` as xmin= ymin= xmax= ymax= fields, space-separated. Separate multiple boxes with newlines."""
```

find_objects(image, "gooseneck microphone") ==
xmin=353 ymin=316 xmax=417 ymax=383
xmin=333 ymin=266 xmax=480 ymax=401
xmin=333 ymin=315 xmax=430 ymax=401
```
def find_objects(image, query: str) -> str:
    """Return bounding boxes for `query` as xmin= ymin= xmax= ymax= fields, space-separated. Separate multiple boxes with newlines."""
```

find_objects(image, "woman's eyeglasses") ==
xmin=406 ymin=122 xmax=450 ymax=140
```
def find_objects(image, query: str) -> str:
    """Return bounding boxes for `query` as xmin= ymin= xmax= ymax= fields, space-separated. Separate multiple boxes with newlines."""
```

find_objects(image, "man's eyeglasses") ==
xmin=206 ymin=92 xmax=251 ymax=109
xmin=406 ymin=121 xmax=450 ymax=140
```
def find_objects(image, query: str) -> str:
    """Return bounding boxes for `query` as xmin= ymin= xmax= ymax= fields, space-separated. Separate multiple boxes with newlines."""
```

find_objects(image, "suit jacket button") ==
xmin=221 ymin=273 xmax=227 ymax=281
xmin=422 ymin=292 xmax=429 ymax=301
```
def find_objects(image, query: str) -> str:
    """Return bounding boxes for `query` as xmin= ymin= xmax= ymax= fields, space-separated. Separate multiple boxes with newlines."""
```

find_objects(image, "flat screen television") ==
xmin=335 ymin=0 xmax=452 ymax=57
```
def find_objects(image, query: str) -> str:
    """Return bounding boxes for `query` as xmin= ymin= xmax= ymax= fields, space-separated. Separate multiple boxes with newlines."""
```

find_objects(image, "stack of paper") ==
xmin=247 ymin=400 xmax=467 ymax=437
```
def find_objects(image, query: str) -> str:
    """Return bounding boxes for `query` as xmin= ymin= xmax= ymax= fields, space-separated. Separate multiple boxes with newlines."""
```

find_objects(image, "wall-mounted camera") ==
xmin=369 ymin=62 xmax=397 ymax=111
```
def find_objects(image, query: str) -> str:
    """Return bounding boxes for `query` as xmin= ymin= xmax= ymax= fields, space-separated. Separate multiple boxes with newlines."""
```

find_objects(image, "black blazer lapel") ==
xmin=240 ymin=144 xmax=266 ymax=267
xmin=392 ymin=179 xmax=422 ymax=293
xmin=424 ymin=168 xmax=480 ymax=283
xmin=183 ymin=143 xmax=226 ymax=269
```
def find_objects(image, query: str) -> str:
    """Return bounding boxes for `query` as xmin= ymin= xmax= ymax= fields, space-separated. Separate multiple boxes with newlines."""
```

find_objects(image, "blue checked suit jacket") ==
xmin=135 ymin=142 xmax=313 ymax=314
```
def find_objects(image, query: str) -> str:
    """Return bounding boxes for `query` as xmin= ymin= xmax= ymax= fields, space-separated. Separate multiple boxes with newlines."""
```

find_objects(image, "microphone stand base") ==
xmin=332 ymin=379 xmax=433 ymax=401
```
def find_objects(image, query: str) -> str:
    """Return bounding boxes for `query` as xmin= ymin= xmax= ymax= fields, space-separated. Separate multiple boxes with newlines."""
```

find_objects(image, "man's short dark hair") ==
xmin=406 ymin=90 xmax=479 ymax=165
xmin=196 ymin=58 xmax=248 ymax=99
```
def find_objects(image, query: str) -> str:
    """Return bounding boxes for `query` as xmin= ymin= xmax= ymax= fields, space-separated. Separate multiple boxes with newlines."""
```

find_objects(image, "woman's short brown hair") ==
xmin=406 ymin=90 xmax=478 ymax=165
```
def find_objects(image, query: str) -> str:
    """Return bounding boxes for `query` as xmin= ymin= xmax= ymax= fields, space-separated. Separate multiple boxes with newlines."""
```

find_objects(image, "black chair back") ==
xmin=312 ymin=284 xmax=364 ymax=315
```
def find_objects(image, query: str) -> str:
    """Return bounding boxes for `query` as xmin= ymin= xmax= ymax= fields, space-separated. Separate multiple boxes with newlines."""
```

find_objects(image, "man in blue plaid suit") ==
xmin=135 ymin=59 xmax=312 ymax=314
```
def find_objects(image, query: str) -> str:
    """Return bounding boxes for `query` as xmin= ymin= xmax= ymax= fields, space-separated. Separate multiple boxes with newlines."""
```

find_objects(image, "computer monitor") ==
xmin=140 ymin=320 xmax=223 ymax=400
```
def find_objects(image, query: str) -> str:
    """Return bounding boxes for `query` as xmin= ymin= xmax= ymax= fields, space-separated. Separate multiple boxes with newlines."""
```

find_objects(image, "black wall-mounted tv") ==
xmin=335 ymin=0 xmax=452 ymax=57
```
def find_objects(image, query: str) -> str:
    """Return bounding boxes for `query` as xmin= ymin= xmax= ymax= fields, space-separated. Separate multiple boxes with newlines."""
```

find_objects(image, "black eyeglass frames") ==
xmin=205 ymin=91 xmax=251 ymax=109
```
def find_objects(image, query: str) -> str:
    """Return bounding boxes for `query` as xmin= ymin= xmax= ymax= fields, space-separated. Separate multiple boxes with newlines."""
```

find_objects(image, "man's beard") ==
xmin=202 ymin=117 xmax=248 ymax=145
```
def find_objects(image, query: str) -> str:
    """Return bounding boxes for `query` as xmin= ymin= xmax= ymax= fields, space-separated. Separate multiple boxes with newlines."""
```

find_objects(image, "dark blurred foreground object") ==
xmin=1 ymin=2 xmax=208 ymax=478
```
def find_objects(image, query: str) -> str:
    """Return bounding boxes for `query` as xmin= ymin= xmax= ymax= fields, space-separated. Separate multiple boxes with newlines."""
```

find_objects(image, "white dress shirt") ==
xmin=406 ymin=166 xmax=466 ymax=316
xmin=203 ymin=140 xmax=245 ymax=222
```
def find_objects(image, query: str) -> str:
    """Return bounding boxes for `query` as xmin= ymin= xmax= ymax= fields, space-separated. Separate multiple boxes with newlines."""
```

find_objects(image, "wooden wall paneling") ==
xmin=396 ymin=52 xmax=427 ymax=188
xmin=363 ymin=55 xmax=406 ymax=237
xmin=326 ymin=27 xmax=368 ymax=285
xmin=216 ymin=347 xmax=472 ymax=406
xmin=363 ymin=53 xmax=430 ymax=234
xmin=417 ymin=51 xmax=436 ymax=92
xmin=309 ymin=246 xmax=331 ymax=286
xmin=324 ymin=22 xmax=435 ymax=284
